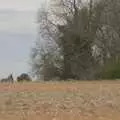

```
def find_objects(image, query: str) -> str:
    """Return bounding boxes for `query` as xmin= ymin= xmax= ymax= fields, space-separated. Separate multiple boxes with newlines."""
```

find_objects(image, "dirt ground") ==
xmin=0 ymin=81 xmax=120 ymax=120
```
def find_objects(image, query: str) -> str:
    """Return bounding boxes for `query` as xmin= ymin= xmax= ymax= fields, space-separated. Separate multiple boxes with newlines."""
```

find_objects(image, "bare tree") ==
xmin=93 ymin=0 xmax=120 ymax=65
xmin=31 ymin=0 xmax=120 ymax=80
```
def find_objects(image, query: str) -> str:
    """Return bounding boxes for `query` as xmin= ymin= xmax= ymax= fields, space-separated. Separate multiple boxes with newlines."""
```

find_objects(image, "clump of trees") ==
xmin=17 ymin=73 xmax=32 ymax=82
xmin=31 ymin=0 xmax=120 ymax=81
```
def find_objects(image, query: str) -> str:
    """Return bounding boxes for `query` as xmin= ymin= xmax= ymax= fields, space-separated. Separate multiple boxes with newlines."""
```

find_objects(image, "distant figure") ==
xmin=17 ymin=73 xmax=32 ymax=82
xmin=1 ymin=74 xmax=14 ymax=83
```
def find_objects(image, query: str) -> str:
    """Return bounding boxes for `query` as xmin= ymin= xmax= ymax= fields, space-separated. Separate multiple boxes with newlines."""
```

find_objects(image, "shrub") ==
xmin=100 ymin=59 xmax=120 ymax=79
xmin=17 ymin=73 xmax=32 ymax=82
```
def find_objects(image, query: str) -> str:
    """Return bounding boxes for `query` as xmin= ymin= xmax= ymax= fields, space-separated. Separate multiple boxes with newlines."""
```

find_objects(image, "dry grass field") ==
xmin=0 ymin=81 xmax=120 ymax=120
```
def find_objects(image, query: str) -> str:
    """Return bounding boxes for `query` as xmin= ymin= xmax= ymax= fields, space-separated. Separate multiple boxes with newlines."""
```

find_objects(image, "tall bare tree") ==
xmin=31 ymin=0 xmax=120 ymax=80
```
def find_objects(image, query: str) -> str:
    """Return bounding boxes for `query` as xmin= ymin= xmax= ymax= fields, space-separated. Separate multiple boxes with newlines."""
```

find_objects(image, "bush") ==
xmin=100 ymin=59 xmax=120 ymax=79
xmin=17 ymin=73 xmax=32 ymax=82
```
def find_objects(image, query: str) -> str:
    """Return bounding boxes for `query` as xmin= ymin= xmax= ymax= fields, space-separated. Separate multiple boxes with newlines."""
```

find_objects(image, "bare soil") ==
xmin=0 ymin=81 xmax=120 ymax=120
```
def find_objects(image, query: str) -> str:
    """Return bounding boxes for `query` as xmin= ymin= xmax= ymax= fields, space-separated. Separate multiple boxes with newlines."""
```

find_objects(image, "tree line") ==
xmin=31 ymin=0 xmax=120 ymax=81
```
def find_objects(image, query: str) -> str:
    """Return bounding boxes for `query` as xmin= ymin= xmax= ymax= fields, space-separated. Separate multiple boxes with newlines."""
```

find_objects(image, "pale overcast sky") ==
xmin=0 ymin=0 xmax=43 ymax=11
xmin=0 ymin=0 xmax=45 ymax=78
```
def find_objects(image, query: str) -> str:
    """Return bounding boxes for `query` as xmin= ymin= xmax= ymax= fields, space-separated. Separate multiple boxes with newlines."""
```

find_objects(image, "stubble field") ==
xmin=0 ymin=81 xmax=120 ymax=120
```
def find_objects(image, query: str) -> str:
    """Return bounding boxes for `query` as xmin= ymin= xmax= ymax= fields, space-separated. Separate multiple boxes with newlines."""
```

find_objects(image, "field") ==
xmin=0 ymin=81 xmax=120 ymax=120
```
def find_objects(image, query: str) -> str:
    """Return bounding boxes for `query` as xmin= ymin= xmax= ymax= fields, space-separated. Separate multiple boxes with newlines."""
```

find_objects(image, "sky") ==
xmin=0 ymin=0 xmax=45 ymax=78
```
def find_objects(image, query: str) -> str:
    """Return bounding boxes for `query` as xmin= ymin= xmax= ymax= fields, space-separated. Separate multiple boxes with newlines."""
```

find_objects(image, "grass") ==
xmin=0 ymin=81 xmax=120 ymax=120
